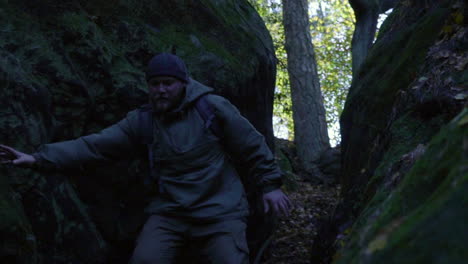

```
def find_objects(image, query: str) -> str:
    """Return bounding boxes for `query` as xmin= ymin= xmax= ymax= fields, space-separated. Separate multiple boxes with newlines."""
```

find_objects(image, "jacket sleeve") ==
xmin=32 ymin=110 xmax=141 ymax=169
xmin=210 ymin=95 xmax=282 ymax=194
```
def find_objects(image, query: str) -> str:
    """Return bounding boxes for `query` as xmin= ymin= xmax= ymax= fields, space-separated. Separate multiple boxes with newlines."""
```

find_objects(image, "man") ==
xmin=0 ymin=53 xmax=291 ymax=264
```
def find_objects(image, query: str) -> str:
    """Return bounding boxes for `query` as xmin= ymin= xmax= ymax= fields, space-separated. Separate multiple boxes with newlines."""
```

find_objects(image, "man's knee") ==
xmin=201 ymin=220 xmax=249 ymax=264
xmin=130 ymin=215 xmax=184 ymax=264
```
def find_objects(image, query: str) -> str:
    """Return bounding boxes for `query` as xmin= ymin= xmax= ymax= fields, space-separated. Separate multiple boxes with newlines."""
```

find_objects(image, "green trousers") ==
xmin=130 ymin=215 xmax=249 ymax=264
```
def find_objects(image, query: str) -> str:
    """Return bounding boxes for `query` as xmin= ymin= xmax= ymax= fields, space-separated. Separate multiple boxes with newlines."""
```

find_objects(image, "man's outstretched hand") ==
xmin=0 ymin=144 xmax=36 ymax=167
xmin=263 ymin=189 xmax=292 ymax=217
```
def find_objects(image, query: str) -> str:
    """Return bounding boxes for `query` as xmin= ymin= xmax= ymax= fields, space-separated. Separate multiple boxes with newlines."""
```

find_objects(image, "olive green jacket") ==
xmin=33 ymin=79 xmax=282 ymax=221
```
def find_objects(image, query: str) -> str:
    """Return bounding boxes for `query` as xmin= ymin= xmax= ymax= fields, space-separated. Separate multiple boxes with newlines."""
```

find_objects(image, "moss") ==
xmin=198 ymin=0 xmax=241 ymax=25
xmin=365 ymin=108 xmax=468 ymax=263
xmin=337 ymin=110 xmax=454 ymax=262
xmin=159 ymin=24 xmax=250 ymax=74
xmin=341 ymin=110 xmax=448 ymax=246
xmin=339 ymin=2 xmax=454 ymax=232
xmin=452 ymin=69 xmax=468 ymax=85
xmin=335 ymin=108 xmax=468 ymax=263
xmin=374 ymin=180 xmax=467 ymax=263
xmin=344 ymin=6 xmax=452 ymax=129
xmin=277 ymin=149 xmax=298 ymax=192
xmin=109 ymin=56 xmax=147 ymax=95
xmin=59 ymin=12 xmax=120 ymax=65
xmin=363 ymin=112 xmax=446 ymax=198
xmin=2 ymin=0 xmax=276 ymax=262
xmin=0 ymin=173 xmax=36 ymax=262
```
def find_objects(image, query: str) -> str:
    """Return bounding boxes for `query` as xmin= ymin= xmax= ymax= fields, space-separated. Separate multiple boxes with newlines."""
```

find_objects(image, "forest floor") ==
xmin=262 ymin=180 xmax=340 ymax=264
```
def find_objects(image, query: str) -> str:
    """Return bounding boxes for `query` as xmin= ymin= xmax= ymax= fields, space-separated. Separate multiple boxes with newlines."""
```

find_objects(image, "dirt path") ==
xmin=262 ymin=180 xmax=340 ymax=263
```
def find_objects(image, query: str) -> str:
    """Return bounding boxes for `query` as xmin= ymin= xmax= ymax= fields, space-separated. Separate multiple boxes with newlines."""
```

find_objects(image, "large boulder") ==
xmin=0 ymin=0 xmax=276 ymax=263
xmin=312 ymin=0 xmax=468 ymax=262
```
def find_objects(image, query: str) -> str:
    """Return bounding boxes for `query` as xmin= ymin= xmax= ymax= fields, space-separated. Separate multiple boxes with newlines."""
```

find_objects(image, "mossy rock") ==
xmin=0 ymin=0 xmax=276 ymax=262
xmin=0 ymin=172 xmax=37 ymax=263
xmin=338 ymin=0 xmax=465 ymax=224
xmin=335 ymin=108 xmax=468 ymax=264
xmin=319 ymin=0 xmax=468 ymax=263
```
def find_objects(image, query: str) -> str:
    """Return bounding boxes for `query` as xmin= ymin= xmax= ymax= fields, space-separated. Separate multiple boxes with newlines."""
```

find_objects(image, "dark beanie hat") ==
xmin=146 ymin=53 xmax=189 ymax=83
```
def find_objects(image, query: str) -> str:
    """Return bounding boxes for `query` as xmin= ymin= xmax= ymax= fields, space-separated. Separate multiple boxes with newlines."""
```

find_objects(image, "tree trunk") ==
xmin=281 ymin=0 xmax=330 ymax=181
xmin=350 ymin=0 xmax=398 ymax=76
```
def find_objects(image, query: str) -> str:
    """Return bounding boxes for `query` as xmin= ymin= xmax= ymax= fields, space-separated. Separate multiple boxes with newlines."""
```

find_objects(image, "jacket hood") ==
xmin=174 ymin=78 xmax=213 ymax=112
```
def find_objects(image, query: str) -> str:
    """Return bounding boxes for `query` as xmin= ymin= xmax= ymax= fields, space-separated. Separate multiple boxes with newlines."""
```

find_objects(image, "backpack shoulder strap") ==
xmin=195 ymin=94 xmax=223 ymax=139
xmin=138 ymin=104 xmax=156 ymax=185
xmin=138 ymin=103 xmax=154 ymax=144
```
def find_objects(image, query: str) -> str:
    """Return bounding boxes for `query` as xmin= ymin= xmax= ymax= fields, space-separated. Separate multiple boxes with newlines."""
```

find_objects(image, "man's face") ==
xmin=148 ymin=76 xmax=186 ymax=113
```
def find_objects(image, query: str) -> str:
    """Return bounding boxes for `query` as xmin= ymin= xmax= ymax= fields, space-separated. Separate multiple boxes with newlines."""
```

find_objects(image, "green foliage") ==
xmin=311 ymin=0 xmax=354 ymax=144
xmin=248 ymin=0 xmax=293 ymax=139
xmin=248 ymin=0 xmax=354 ymax=144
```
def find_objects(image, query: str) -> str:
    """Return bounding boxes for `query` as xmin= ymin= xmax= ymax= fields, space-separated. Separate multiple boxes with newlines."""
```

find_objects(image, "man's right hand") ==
xmin=0 ymin=144 xmax=36 ymax=167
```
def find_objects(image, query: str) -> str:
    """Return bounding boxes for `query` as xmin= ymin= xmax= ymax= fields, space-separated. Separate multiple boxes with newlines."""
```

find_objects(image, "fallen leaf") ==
xmin=457 ymin=115 xmax=468 ymax=126
xmin=454 ymin=93 xmax=467 ymax=100
xmin=445 ymin=76 xmax=454 ymax=85
xmin=455 ymin=56 xmax=468 ymax=71
xmin=437 ymin=50 xmax=451 ymax=58
xmin=365 ymin=218 xmax=405 ymax=255
xmin=366 ymin=234 xmax=388 ymax=255
xmin=442 ymin=25 xmax=453 ymax=35
xmin=454 ymin=11 xmax=464 ymax=25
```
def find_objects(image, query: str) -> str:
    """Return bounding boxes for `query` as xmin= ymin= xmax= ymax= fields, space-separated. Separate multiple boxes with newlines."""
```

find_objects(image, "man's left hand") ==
xmin=263 ymin=189 xmax=292 ymax=217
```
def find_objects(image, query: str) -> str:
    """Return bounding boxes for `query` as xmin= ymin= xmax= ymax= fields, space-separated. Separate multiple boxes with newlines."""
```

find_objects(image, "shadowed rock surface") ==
xmin=312 ymin=0 xmax=468 ymax=263
xmin=2 ymin=0 xmax=467 ymax=263
xmin=0 ymin=0 xmax=276 ymax=263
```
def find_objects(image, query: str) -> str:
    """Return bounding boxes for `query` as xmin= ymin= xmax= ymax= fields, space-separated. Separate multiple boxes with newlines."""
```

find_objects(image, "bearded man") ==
xmin=0 ymin=53 xmax=291 ymax=264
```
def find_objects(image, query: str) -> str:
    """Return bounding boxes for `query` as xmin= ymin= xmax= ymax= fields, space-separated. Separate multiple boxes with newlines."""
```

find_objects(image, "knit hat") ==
xmin=145 ymin=53 xmax=189 ymax=83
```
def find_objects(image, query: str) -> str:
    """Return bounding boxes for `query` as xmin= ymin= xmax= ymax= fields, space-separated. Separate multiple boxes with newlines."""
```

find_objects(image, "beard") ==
xmin=150 ymin=91 xmax=185 ymax=114
xmin=151 ymin=97 xmax=171 ymax=113
xmin=148 ymin=83 xmax=186 ymax=114
xmin=150 ymin=97 xmax=176 ymax=114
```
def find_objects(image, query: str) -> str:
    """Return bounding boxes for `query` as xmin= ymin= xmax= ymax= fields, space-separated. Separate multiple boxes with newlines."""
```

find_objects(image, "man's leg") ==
xmin=195 ymin=219 xmax=249 ymax=264
xmin=130 ymin=215 xmax=187 ymax=264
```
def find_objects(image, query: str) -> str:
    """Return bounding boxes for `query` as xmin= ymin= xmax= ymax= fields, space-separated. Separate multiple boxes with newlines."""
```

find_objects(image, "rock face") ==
xmin=0 ymin=0 xmax=276 ymax=263
xmin=315 ymin=0 xmax=468 ymax=263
